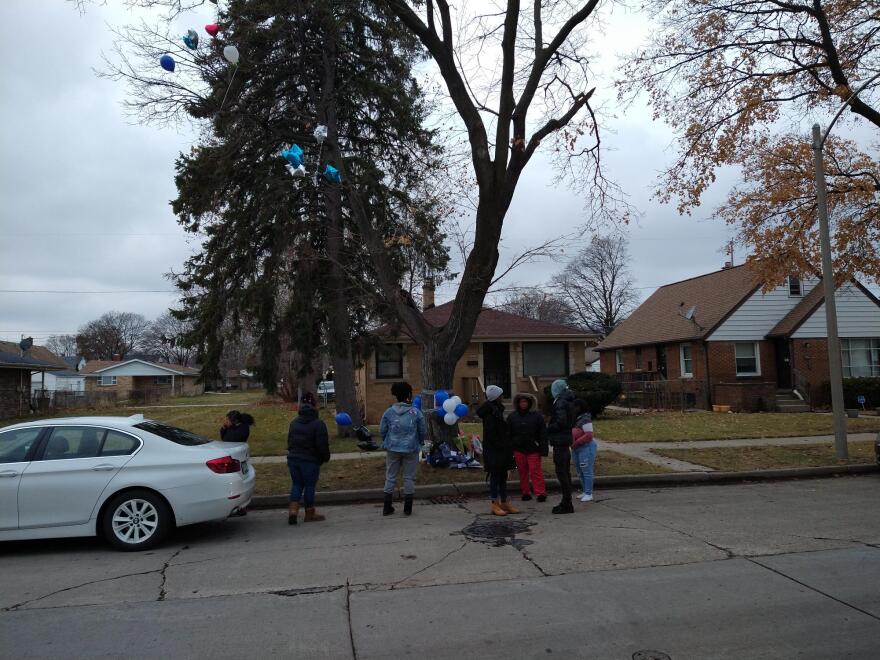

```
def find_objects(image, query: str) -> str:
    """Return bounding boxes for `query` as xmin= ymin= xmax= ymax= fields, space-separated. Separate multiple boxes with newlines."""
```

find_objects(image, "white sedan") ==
xmin=0 ymin=415 xmax=255 ymax=551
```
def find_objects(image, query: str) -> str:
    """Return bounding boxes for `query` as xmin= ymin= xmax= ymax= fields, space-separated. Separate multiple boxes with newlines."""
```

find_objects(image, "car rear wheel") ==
xmin=102 ymin=490 xmax=171 ymax=551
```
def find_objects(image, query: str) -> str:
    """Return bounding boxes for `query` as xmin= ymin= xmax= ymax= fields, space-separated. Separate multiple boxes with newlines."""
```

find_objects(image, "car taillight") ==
xmin=206 ymin=456 xmax=241 ymax=473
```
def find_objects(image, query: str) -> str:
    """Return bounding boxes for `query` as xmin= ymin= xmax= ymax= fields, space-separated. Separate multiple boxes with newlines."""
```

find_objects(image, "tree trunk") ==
xmin=421 ymin=337 xmax=463 ymax=447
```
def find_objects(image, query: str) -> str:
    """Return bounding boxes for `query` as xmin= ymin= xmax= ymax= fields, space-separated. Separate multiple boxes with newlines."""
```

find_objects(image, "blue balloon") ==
xmin=160 ymin=55 xmax=176 ymax=72
xmin=183 ymin=29 xmax=199 ymax=50
xmin=436 ymin=409 xmax=445 ymax=420
xmin=434 ymin=390 xmax=449 ymax=408
xmin=412 ymin=395 xmax=422 ymax=410
xmin=454 ymin=403 xmax=469 ymax=418
xmin=335 ymin=412 xmax=352 ymax=426
xmin=323 ymin=164 xmax=342 ymax=183
xmin=281 ymin=144 xmax=304 ymax=168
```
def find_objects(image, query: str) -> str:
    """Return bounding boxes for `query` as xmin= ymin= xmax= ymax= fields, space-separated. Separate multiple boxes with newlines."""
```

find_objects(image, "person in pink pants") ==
xmin=506 ymin=394 xmax=549 ymax=501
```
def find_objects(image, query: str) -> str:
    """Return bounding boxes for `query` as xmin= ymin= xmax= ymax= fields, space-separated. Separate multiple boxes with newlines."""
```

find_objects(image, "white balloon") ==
xmin=313 ymin=124 xmax=327 ymax=143
xmin=442 ymin=398 xmax=457 ymax=413
xmin=449 ymin=395 xmax=462 ymax=407
xmin=223 ymin=45 xmax=240 ymax=65
xmin=443 ymin=412 xmax=458 ymax=426
xmin=286 ymin=164 xmax=306 ymax=178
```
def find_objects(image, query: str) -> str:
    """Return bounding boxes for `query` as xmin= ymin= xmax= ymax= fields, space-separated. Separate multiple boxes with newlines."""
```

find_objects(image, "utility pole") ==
xmin=811 ymin=124 xmax=847 ymax=460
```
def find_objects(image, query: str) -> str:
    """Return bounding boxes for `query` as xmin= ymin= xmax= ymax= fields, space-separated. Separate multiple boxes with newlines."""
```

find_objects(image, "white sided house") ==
xmin=597 ymin=265 xmax=880 ymax=412
xmin=81 ymin=358 xmax=203 ymax=402
xmin=31 ymin=356 xmax=87 ymax=397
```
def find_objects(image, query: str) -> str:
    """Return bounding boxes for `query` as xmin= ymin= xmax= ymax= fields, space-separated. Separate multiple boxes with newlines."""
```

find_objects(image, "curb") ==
xmin=248 ymin=463 xmax=880 ymax=509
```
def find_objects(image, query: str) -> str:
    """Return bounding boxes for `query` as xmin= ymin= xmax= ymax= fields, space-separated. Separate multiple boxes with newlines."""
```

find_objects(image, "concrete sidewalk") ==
xmin=250 ymin=432 xmax=879 ymax=469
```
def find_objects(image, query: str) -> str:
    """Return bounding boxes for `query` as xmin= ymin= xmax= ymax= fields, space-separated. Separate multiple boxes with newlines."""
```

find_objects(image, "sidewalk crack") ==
xmin=345 ymin=579 xmax=358 ymax=660
xmin=157 ymin=546 xmax=186 ymax=602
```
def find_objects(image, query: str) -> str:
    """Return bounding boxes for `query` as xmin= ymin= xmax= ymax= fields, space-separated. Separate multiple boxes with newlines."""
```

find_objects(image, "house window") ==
xmin=98 ymin=376 xmax=117 ymax=386
xmin=679 ymin=344 xmax=693 ymax=378
xmin=735 ymin=342 xmax=761 ymax=376
xmin=154 ymin=376 xmax=172 ymax=385
xmin=523 ymin=342 xmax=568 ymax=376
xmin=615 ymin=349 xmax=624 ymax=373
xmin=841 ymin=338 xmax=880 ymax=378
xmin=376 ymin=344 xmax=403 ymax=379
xmin=788 ymin=276 xmax=802 ymax=297
xmin=635 ymin=347 xmax=643 ymax=370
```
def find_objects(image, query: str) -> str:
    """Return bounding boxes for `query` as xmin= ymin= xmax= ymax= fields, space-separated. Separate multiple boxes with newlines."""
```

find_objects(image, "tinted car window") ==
xmin=101 ymin=430 xmax=140 ymax=456
xmin=0 ymin=428 xmax=43 ymax=464
xmin=134 ymin=421 xmax=211 ymax=446
xmin=42 ymin=427 xmax=104 ymax=460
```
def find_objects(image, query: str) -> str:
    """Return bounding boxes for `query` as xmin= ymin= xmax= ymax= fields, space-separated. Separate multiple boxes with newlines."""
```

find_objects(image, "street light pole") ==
xmin=810 ymin=124 xmax=848 ymax=460
xmin=809 ymin=73 xmax=880 ymax=460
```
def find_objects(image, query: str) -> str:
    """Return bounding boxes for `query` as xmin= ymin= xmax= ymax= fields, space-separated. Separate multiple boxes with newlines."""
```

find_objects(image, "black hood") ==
xmin=297 ymin=403 xmax=318 ymax=420
xmin=513 ymin=393 xmax=535 ymax=411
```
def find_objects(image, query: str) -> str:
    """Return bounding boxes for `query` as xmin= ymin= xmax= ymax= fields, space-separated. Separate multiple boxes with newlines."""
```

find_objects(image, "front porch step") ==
xmin=776 ymin=402 xmax=810 ymax=413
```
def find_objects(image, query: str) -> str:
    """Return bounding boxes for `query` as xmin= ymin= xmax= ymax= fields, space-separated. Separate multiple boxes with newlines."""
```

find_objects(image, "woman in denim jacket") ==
xmin=379 ymin=381 xmax=427 ymax=516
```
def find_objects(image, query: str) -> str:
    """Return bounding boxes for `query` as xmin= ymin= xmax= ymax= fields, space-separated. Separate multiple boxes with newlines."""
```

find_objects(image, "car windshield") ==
xmin=134 ymin=421 xmax=212 ymax=446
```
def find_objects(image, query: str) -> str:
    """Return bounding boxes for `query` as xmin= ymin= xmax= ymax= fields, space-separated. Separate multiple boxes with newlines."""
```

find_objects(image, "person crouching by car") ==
xmin=507 ymin=393 xmax=548 ymax=502
xmin=220 ymin=410 xmax=255 ymax=443
xmin=380 ymin=382 xmax=427 ymax=516
xmin=477 ymin=385 xmax=519 ymax=516
xmin=286 ymin=402 xmax=331 ymax=525
xmin=571 ymin=400 xmax=597 ymax=503
xmin=547 ymin=379 xmax=577 ymax=515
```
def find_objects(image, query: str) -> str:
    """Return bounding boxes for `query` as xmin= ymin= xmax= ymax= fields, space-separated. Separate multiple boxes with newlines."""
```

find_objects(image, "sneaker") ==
xmin=579 ymin=493 xmax=593 ymax=502
xmin=536 ymin=494 xmax=547 ymax=502
xmin=551 ymin=500 xmax=574 ymax=514
xmin=521 ymin=494 xmax=533 ymax=502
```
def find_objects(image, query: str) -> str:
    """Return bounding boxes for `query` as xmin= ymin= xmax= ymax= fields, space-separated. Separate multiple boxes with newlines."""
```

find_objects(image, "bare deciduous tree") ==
xmin=552 ymin=235 xmax=637 ymax=335
xmin=45 ymin=334 xmax=79 ymax=357
xmin=76 ymin=311 xmax=150 ymax=360
xmin=498 ymin=289 xmax=576 ymax=326
xmin=142 ymin=312 xmax=196 ymax=366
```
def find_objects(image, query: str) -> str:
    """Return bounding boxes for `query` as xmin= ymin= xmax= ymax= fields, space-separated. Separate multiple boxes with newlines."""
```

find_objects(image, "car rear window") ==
xmin=134 ymin=421 xmax=212 ymax=446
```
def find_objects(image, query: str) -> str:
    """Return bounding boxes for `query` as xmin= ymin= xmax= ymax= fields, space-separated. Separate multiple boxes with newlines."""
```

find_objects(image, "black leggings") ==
xmin=553 ymin=446 xmax=573 ymax=501
xmin=489 ymin=471 xmax=508 ymax=500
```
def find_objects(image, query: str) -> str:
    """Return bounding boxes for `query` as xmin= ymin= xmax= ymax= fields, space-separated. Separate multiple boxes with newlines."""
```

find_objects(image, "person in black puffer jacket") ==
xmin=220 ymin=410 xmax=255 ymax=443
xmin=547 ymin=379 xmax=576 ymax=515
xmin=286 ymin=403 xmax=331 ymax=525
xmin=476 ymin=385 xmax=518 ymax=516
xmin=507 ymin=393 xmax=548 ymax=502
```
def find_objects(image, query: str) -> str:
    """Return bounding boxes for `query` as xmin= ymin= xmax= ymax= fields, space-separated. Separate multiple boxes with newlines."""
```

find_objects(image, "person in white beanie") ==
xmin=476 ymin=385 xmax=518 ymax=516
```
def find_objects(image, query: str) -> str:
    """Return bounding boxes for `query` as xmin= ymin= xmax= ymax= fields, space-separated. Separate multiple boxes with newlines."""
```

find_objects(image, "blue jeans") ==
xmin=572 ymin=441 xmax=597 ymax=496
xmin=384 ymin=450 xmax=419 ymax=495
xmin=288 ymin=458 xmax=321 ymax=507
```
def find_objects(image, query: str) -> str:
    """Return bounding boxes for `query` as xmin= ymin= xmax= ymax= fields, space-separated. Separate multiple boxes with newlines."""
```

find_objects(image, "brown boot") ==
xmin=500 ymin=500 xmax=520 ymax=514
xmin=288 ymin=502 xmax=300 ymax=525
xmin=491 ymin=500 xmax=507 ymax=516
xmin=304 ymin=507 xmax=325 ymax=522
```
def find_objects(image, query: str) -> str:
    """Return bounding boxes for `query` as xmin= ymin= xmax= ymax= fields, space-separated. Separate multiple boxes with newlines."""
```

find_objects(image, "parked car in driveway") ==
xmin=0 ymin=415 xmax=254 ymax=551
xmin=317 ymin=380 xmax=335 ymax=402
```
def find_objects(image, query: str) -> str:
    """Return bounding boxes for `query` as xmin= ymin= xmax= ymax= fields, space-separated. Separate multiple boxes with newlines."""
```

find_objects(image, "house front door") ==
xmin=775 ymin=339 xmax=792 ymax=389
xmin=656 ymin=345 xmax=668 ymax=379
xmin=483 ymin=343 xmax=511 ymax=399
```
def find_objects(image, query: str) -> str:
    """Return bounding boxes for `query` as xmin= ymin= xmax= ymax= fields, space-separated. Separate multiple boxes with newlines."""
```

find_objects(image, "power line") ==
xmin=0 ymin=290 xmax=178 ymax=294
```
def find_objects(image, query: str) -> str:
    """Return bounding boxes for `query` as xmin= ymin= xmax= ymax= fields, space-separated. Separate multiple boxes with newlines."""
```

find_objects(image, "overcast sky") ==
xmin=1 ymin=1 xmax=755 ymax=345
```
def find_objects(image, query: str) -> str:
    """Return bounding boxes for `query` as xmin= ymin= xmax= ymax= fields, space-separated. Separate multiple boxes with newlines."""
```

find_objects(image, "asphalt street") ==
xmin=1 ymin=476 xmax=879 ymax=659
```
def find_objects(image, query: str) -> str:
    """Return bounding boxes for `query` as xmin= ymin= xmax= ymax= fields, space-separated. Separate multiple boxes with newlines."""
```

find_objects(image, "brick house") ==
xmin=80 ymin=358 xmax=203 ymax=402
xmin=356 ymin=300 xmax=600 ymax=424
xmin=0 ymin=341 xmax=68 ymax=419
xmin=595 ymin=264 xmax=880 ymax=412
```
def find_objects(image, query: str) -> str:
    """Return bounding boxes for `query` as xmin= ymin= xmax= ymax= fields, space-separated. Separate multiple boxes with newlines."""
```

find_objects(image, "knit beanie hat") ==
xmin=486 ymin=385 xmax=503 ymax=402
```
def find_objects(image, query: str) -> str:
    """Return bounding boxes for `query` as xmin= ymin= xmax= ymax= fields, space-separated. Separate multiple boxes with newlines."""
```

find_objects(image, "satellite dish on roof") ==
xmin=685 ymin=306 xmax=696 ymax=321
xmin=19 ymin=337 xmax=33 ymax=352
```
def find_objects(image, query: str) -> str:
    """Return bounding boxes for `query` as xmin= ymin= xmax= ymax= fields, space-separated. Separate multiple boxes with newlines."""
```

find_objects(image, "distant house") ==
xmin=30 ymin=355 xmax=86 ymax=397
xmin=80 ymin=358 xmax=203 ymax=402
xmin=595 ymin=264 xmax=880 ymax=412
xmin=357 ymin=287 xmax=600 ymax=423
xmin=0 ymin=341 xmax=68 ymax=419
xmin=225 ymin=369 xmax=261 ymax=391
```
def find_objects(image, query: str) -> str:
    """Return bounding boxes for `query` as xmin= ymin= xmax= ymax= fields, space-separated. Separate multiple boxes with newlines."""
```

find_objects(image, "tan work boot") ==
xmin=288 ymin=502 xmax=300 ymax=525
xmin=491 ymin=500 xmax=507 ymax=516
xmin=500 ymin=500 xmax=520 ymax=514
xmin=304 ymin=507 xmax=326 ymax=522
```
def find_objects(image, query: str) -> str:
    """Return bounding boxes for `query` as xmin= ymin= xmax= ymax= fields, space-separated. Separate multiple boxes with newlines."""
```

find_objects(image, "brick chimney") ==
xmin=422 ymin=276 xmax=435 ymax=311
xmin=111 ymin=353 xmax=122 ymax=362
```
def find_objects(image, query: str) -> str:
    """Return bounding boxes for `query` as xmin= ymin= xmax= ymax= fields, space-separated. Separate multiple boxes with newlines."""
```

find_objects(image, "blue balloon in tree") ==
xmin=160 ymin=55 xmax=176 ymax=72
xmin=412 ymin=395 xmax=422 ymax=410
xmin=281 ymin=144 xmax=304 ymax=168
xmin=454 ymin=403 xmax=469 ymax=418
xmin=323 ymin=164 xmax=342 ymax=183
xmin=335 ymin=412 xmax=353 ymax=426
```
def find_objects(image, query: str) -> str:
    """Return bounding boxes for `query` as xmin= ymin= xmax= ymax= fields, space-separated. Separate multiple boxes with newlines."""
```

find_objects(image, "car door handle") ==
xmin=0 ymin=470 xmax=19 ymax=478
xmin=92 ymin=464 xmax=116 ymax=472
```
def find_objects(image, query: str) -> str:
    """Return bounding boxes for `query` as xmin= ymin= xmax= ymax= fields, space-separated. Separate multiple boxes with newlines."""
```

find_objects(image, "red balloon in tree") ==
xmin=205 ymin=23 xmax=220 ymax=37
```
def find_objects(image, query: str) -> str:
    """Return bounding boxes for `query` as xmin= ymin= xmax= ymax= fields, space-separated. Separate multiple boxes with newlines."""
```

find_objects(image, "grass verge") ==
xmin=651 ymin=442 xmax=876 ymax=471
xmin=596 ymin=411 xmax=880 ymax=443
xmin=252 ymin=450 xmax=669 ymax=496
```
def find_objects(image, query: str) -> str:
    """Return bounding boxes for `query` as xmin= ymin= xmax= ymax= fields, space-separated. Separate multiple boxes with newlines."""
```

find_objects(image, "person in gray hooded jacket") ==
xmin=379 ymin=382 xmax=427 ymax=516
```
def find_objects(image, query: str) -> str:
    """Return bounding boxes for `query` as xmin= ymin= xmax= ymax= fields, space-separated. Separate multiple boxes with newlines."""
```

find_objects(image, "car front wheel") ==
xmin=102 ymin=490 xmax=172 ymax=551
